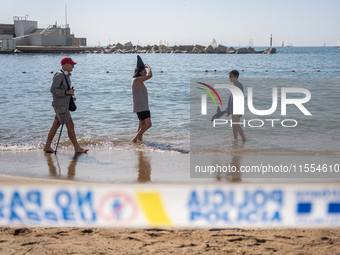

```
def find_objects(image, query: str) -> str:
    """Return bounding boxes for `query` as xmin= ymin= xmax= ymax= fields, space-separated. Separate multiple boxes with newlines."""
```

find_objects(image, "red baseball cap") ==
xmin=61 ymin=57 xmax=77 ymax=65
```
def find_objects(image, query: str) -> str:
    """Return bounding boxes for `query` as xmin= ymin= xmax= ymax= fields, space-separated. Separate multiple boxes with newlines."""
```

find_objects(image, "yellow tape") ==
xmin=137 ymin=192 xmax=172 ymax=227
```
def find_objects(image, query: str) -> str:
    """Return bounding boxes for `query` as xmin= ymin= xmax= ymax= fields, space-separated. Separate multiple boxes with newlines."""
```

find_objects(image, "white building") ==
xmin=1 ymin=15 xmax=86 ymax=47
xmin=14 ymin=16 xmax=37 ymax=37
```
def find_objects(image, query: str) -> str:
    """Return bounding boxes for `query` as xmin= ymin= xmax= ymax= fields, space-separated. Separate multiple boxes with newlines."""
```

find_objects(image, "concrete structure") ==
xmin=13 ymin=16 xmax=37 ymax=37
xmin=72 ymin=38 xmax=87 ymax=47
xmin=0 ymin=24 xmax=15 ymax=40
xmin=16 ymin=45 xmax=99 ymax=53
xmin=1 ymin=39 xmax=16 ymax=50
xmin=0 ymin=16 xmax=87 ymax=47
xmin=15 ymin=22 xmax=86 ymax=47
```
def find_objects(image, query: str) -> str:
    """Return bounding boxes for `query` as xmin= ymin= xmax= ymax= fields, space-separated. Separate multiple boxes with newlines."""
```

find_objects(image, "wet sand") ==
xmin=0 ymin=149 xmax=191 ymax=184
xmin=1 ymin=149 xmax=339 ymax=184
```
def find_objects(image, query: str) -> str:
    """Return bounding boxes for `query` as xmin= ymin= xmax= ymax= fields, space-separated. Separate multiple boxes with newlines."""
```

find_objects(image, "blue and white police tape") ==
xmin=0 ymin=184 xmax=339 ymax=228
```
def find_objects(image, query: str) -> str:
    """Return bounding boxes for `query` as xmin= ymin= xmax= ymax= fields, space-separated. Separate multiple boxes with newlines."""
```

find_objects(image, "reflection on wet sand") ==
xmin=135 ymin=150 xmax=151 ymax=183
xmin=67 ymin=153 xmax=83 ymax=179
xmin=44 ymin=153 xmax=83 ymax=180
xmin=216 ymin=141 xmax=243 ymax=182
xmin=226 ymin=153 xmax=242 ymax=182
xmin=44 ymin=153 xmax=57 ymax=177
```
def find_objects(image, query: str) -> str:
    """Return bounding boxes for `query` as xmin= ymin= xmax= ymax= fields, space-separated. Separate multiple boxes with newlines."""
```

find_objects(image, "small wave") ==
xmin=0 ymin=137 xmax=190 ymax=154
xmin=142 ymin=141 xmax=189 ymax=154
xmin=0 ymin=142 xmax=45 ymax=152
xmin=2 ymin=138 xmax=336 ymax=157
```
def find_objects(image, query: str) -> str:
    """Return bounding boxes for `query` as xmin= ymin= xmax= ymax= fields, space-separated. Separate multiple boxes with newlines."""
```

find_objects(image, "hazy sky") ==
xmin=1 ymin=0 xmax=339 ymax=47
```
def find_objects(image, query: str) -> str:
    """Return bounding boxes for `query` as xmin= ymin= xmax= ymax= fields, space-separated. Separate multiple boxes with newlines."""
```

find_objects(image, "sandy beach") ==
xmin=1 ymin=224 xmax=340 ymax=254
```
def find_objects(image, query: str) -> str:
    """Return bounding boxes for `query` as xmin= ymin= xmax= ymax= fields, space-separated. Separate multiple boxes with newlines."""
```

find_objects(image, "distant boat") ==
xmin=286 ymin=39 xmax=293 ymax=47
xmin=249 ymin=38 xmax=254 ymax=47
xmin=323 ymin=42 xmax=326 ymax=47
xmin=337 ymin=38 xmax=340 ymax=48
xmin=210 ymin=38 xmax=217 ymax=47
xmin=282 ymin=41 xmax=284 ymax=47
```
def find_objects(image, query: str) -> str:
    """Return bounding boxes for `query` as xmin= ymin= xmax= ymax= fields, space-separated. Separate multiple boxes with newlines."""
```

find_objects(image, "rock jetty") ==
xmin=9 ymin=43 xmax=276 ymax=54
xmin=102 ymin=42 xmax=276 ymax=54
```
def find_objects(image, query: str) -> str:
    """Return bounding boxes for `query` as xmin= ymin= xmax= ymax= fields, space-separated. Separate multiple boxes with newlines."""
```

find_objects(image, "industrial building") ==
xmin=0 ymin=24 xmax=15 ymax=40
xmin=0 ymin=15 xmax=86 ymax=47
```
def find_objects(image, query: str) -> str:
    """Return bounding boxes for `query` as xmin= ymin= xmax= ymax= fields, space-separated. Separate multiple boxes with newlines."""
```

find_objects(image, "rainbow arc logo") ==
xmin=197 ymin=82 xmax=223 ymax=106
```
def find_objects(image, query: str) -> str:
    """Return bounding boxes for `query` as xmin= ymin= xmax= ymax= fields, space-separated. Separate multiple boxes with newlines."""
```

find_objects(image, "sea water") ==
xmin=0 ymin=47 xmax=339 ymax=155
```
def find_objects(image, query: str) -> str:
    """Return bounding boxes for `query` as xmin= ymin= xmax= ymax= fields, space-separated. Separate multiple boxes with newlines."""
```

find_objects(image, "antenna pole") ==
xmin=65 ymin=4 xmax=68 ymax=26
xmin=270 ymin=34 xmax=273 ymax=47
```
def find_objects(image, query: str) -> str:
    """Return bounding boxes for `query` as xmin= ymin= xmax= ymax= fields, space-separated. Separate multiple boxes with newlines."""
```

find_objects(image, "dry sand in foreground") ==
xmin=1 ymin=227 xmax=340 ymax=254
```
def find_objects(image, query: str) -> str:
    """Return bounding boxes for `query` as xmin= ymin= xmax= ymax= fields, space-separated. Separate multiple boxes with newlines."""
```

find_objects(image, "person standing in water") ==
xmin=131 ymin=55 xmax=153 ymax=143
xmin=43 ymin=57 xmax=88 ymax=153
xmin=226 ymin=70 xmax=246 ymax=142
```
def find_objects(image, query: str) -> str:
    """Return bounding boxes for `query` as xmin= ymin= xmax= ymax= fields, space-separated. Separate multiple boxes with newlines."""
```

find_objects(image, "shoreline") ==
xmin=0 ymin=149 xmax=339 ymax=184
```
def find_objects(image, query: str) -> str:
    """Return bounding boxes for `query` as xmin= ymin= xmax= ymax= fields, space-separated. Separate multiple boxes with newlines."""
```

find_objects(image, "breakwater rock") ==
xmin=13 ymin=43 xmax=276 ymax=54
xmin=104 ymin=42 xmax=276 ymax=54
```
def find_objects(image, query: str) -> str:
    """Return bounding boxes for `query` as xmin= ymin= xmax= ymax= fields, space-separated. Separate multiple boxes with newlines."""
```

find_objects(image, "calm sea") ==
xmin=0 ymin=47 xmax=339 ymax=154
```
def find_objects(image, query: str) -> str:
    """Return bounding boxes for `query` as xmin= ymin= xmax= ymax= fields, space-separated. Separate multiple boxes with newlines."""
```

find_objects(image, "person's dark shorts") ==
xmin=137 ymin=110 xmax=151 ymax=121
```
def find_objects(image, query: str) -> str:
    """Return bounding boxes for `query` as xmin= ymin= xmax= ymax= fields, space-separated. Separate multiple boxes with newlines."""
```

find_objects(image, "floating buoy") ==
xmin=22 ymin=71 xmax=26 ymax=73
xmin=50 ymin=71 xmax=53 ymax=73
xmin=214 ymin=69 xmax=216 ymax=72
xmin=265 ymin=70 xmax=268 ymax=72
xmin=106 ymin=71 xmax=109 ymax=73
xmin=317 ymin=69 xmax=320 ymax=72
xmin=241 ymin=69 xmax=244 ymax=72
xmin=205 ymin=70 xmax=208 ymax=72
xmin=160 ymin=70 xmax=163 ymax=73
xmin=292 ymin=70 xmax=295 ymax=72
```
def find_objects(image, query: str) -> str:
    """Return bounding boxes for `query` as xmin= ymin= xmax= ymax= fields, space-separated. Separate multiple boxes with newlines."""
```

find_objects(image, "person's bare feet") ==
xmin=75 ymin=148 xmax=89 ymax=153
xmin=43 ymin=147 xmax=55 ymax=153
xmin=130 ymin=139 xmax=143 ymax=143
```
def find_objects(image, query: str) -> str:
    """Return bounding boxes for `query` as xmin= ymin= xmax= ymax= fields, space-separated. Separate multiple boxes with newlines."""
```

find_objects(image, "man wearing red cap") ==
xmin=43 ymin=57 xmax=88 ymax=153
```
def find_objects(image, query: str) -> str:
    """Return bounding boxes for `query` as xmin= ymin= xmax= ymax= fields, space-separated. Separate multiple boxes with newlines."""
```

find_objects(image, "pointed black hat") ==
xmin=137 ymin=55 xmax=145 ymax=71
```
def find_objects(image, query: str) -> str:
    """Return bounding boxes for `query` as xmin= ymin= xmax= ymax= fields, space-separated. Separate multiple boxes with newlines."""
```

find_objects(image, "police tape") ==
xmin=1 ymin=184 xmax=340 ymax=228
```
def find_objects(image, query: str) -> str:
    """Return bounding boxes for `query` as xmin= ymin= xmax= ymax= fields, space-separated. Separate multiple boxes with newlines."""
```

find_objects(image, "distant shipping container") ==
xmin=2 ymin=39 xmax=16 ymax=50
xmin=72 ymin=38 xmax=87 ymax=46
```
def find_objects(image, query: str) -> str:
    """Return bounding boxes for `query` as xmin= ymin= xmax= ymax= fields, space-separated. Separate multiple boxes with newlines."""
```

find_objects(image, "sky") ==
xmin=1 ymin=0 xmax=339 ymax=47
